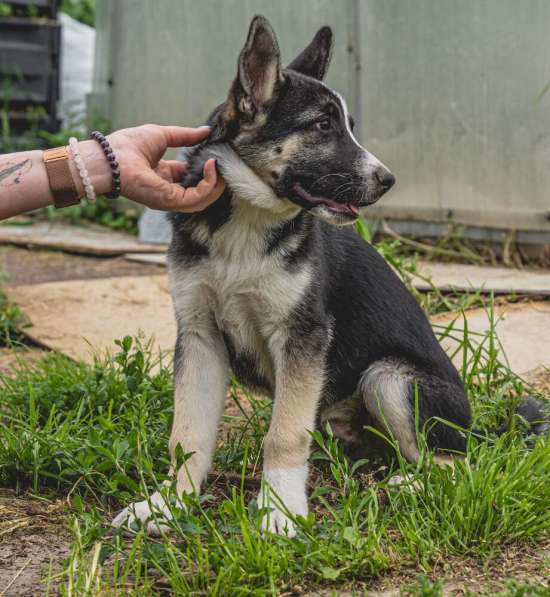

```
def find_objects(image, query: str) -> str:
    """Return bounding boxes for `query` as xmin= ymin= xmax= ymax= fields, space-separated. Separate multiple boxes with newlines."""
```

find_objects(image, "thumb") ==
xmin=150 ymin=158 xmax=224 ymax=212
xmin=160 ymin=125 xmax=212 ymax=148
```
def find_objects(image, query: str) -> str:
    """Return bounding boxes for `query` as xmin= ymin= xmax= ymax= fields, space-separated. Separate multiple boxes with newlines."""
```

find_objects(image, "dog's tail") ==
xmin=474 ymin=396 xmax=550 ymax=445
xmin=501 ymin=396 xmax=549 ymax=438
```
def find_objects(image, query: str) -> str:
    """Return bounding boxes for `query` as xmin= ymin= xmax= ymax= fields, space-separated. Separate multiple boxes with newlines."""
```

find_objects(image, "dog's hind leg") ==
xmin=359 ymin=359 xmax=420 ymax=462
xmin=359 ymin=358 xmax=471 ymax=463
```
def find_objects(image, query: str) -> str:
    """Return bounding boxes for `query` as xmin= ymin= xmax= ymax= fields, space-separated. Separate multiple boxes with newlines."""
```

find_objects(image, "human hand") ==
xmin=75 ymin=125 xmax=225 ymax=212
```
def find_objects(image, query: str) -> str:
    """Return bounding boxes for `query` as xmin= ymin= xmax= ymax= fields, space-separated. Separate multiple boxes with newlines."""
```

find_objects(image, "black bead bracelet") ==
xmin=90 ymin=130 xmax=121 ymax=199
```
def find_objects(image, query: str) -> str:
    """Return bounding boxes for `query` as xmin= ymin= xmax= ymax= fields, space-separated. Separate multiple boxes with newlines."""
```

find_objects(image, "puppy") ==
xmin=113 ymin=16 xmax=547 ymax=537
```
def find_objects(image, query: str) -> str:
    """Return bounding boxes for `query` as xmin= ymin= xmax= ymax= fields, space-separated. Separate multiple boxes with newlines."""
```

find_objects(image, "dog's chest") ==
xmin=170 ymin=211 xmax=312 ymax=391
xmin=209 ymin=256 xmax=299 ymax=337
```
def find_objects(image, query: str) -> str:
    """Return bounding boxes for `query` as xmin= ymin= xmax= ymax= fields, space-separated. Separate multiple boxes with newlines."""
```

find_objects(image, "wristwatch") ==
xmin=43 ymin=147 xmax=80 ymax=208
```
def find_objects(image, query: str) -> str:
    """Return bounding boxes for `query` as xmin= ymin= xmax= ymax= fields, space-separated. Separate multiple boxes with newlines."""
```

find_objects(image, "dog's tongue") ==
xmin=293 ymin=182 xmax=359 ymax=215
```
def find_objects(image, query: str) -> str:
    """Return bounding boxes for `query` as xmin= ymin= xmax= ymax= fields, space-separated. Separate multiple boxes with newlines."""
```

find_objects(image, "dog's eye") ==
xmin=316 ymin=117 xmax=331 ymax=132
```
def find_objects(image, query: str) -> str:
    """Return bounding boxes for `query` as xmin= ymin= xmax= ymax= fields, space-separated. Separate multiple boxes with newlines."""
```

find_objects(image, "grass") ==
xmin=36 ymin=196 xmax=141 ymax=235
xmin=0 ymin=307 xmax=548 ymax=594
xmin=406 ymin=577 xmax=550 ymax=596
xmin=363 ymin=217 xmax=548 ymax=268
xmin=0 ymin=272 xmax=28 ymax=347
xmin=60 ymin=0 xmax=96 ymax=27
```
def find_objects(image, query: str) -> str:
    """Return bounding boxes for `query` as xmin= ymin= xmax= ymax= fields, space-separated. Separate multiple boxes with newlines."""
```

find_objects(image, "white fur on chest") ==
xmin=169 ymin=194 xmax=311 ymax=386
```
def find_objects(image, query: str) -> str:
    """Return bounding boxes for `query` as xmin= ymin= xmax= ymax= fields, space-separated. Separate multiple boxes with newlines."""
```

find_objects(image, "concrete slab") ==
xmin=415 ymin=261 xmax=550 ymax=296
xmin=8 ymin=275 xmax=175 ymax=363
xmin=432 ymin=301 xmax=550 ymax=374
xmin=0 ymin=246 xmax=165 ymax=286
xmin=0 ymin=223 xmax=166 ymax=256
xmin=8 ymin=270 xmax=550 ymax=376
xmin=124 ymin=252 xmax=167 ymax=265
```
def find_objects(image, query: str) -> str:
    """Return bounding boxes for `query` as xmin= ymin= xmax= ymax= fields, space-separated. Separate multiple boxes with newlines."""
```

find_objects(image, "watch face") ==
xmin=45 ymin=147 xmax=69 ymax=160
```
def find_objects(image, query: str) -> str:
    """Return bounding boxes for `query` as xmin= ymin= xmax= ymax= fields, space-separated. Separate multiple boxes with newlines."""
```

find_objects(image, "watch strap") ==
xmin=43 ymin=147 xmax=80 ymax=208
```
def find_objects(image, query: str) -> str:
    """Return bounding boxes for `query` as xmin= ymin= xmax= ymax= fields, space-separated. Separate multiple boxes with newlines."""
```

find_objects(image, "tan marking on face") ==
xmin=252 ymin=133 xmax=304 ymax=182
xmin=274 ymin=134 xmax=302 ymax=162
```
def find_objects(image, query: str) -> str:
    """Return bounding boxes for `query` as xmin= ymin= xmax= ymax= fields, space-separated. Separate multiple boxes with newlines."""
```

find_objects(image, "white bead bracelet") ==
xmin=68 ymin=137 xmax=96 ymax=203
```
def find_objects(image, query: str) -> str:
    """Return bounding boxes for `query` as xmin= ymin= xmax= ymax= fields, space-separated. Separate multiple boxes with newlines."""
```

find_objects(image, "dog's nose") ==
xmin=375 ymin=168 xmax=395 ymax=190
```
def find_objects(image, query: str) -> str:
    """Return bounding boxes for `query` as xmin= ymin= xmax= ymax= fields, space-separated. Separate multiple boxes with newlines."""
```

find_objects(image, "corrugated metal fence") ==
xmin=90 ymin=0 xmax=550 ymax=234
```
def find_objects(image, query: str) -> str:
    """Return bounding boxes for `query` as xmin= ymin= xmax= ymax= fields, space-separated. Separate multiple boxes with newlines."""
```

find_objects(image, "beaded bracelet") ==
xmin=90 ymin=130 xmax=121 ymax=199
xmin=68 ymin=137 xmax=96 ymax=203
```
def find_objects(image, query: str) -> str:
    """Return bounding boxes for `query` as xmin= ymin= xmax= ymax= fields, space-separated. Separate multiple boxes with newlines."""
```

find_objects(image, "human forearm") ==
xmin=0 ymin=141 xmax=112 ymax=220
xmin=0 ymin=125 xmax=225 ymax=221
xmin=0 ymin=149 xmax=54 ymax=218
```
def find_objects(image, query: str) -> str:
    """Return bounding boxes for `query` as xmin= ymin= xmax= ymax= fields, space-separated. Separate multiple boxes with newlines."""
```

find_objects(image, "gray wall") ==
xmin=92 ymin=0 xmax=550 ymax=233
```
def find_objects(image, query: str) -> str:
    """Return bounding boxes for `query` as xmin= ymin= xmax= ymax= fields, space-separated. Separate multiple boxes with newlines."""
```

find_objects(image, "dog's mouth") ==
xmin=292 ymin=182 xmax=360 ymax=217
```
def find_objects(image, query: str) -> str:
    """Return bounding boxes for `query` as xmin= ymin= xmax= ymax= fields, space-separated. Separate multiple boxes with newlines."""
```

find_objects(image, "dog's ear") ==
xmin=233 ymin=15 xmax=283 ymax=116
xmin=218 ymin=16 xmax=283 ymax=136
xmin=287 ymin=26 xmax=333 ymax=81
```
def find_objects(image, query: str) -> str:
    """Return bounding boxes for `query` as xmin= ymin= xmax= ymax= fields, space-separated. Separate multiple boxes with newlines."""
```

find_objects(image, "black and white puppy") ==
xmin=113 ymin=16 xmax=547 ymax=536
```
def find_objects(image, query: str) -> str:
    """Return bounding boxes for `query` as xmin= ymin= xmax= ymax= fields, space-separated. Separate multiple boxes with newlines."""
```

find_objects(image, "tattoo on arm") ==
xmin=0 ymin=158 xmax=33 ymax=187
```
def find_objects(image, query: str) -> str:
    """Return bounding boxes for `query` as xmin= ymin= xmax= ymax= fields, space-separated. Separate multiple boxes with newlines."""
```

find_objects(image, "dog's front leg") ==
xmin=258 ymin=326 xmax=328 ymax=537
xmin=112 ymin=324 xmax=229 ymax=534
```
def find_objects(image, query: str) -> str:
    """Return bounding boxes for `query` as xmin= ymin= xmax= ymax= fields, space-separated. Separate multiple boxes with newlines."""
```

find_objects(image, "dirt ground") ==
xmin=364 ymin=541 xmax=550 ymax=596
xmin=0 ymin=348 xmax=46 ymax=376
xmin=0 ymin=246 xmax=163 ymax=286
xmin=527 ymin=366 xmax=550 ymax=396
xmin=0 ymin=485 xmax=548 ymax=596
xmin=0 ymin=491 xmax=71 ymax=596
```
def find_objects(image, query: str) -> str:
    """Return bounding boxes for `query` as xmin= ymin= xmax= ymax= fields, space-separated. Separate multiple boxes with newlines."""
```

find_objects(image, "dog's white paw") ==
xmin=260 ymin=504 xmax=299 ymax=537
xmin=387 ymin=473 xmax=422 ymax=492
xmin=111 ymin=492 xmax=173 ymax=535
xmin=256 ymin=467 xmax=308 ymax=538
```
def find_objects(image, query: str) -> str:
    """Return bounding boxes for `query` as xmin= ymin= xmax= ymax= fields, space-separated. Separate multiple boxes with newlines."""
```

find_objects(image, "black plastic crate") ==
xmin=3 ymin=0 xmax=57 ymax=19
xmin=0 ymin=18 xmax=60 ymax=104
xmin=0 ymin=12 xmax=61 ymax=149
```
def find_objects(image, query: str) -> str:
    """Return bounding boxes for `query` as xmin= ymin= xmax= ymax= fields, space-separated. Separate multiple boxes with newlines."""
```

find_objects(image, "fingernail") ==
xmin=199 ymin=125 xmax=211 ymax=129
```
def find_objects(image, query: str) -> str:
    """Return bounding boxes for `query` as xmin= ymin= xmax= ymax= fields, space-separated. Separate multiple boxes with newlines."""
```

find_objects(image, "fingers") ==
xmin=176 ymin=159 xmax=225 ymax=211
xmin=160 ymin=126 xmax=212 ymax=148
xmin=202 ymin=157 xmax=217 ymax=186
xmin=161 ymin=160 xmax=188 ymax=182
xmin=134 ymin=158 xmax=225 ymax=213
